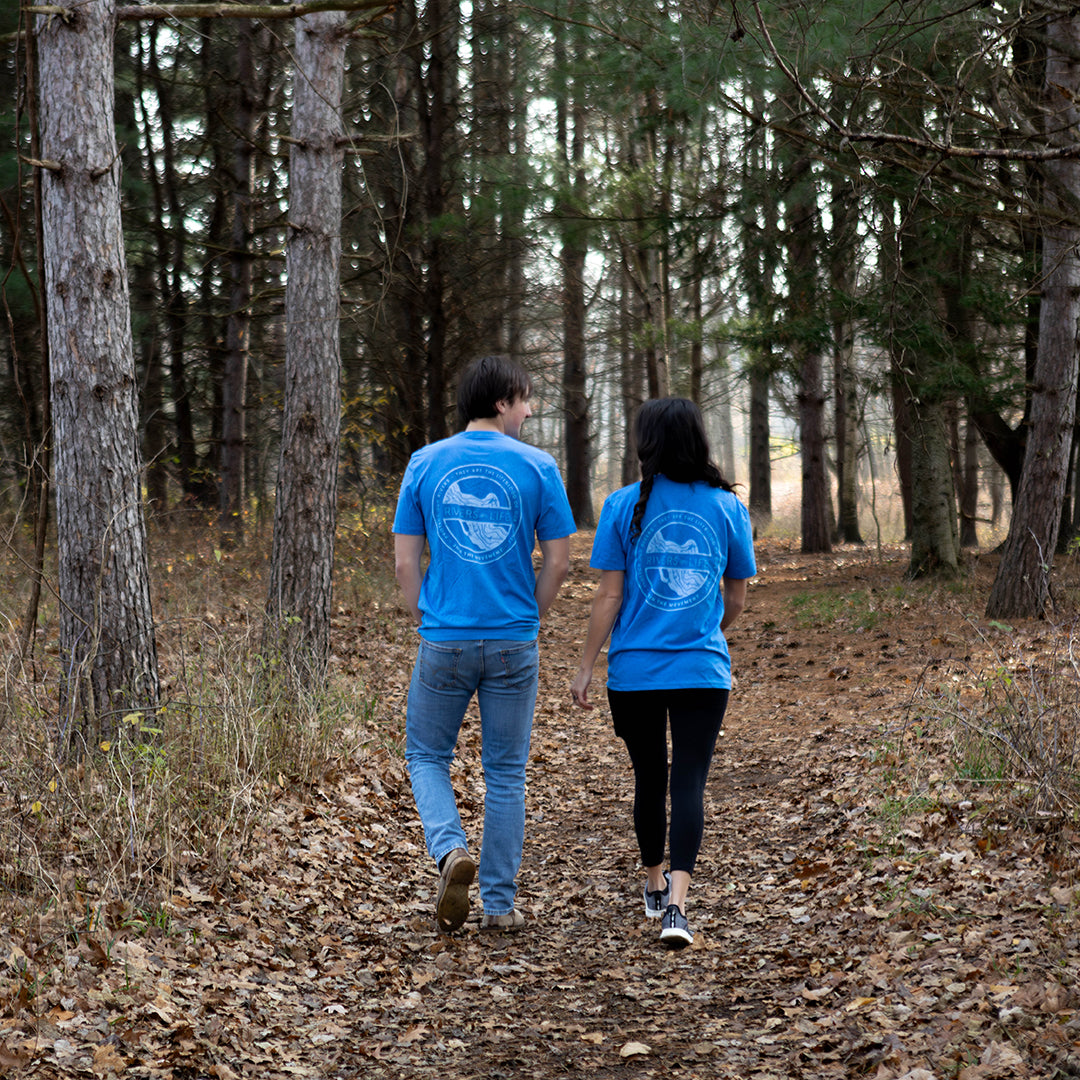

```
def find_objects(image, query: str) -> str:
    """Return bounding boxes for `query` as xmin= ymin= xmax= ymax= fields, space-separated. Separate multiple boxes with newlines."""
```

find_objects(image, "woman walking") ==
xmin=571 ymin=398 xmax=756 ymax=948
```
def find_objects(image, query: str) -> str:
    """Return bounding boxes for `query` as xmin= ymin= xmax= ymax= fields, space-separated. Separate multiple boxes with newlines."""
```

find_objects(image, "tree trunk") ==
xmin=987 ymin=9 xmax=1080 ymax=617
xmin=470 ymin=0 xmax=512 ymax=354
xmin=555 ymin=9 xmax=592 ymax=525
xmin=150 ymin=24 xmax=193 ymax=510
xmin=960 ymin=413 xmax=980 ymax=548
xmin=19 ymin=26 xmax=52 ymax=661
xmin=644 ymin=251 xmax=669 ymax=400
xmin=619 ymin=264 xmax=644 ymax=487
xmin=264 ymin=8 xmax=346 ymax=684
xmin=419 ymin=0 xmax=459 ymax=441
xmin=889 ymin=367 xmax=915 ymax=540
xmin=748 ymin=362 xmax=772 ymax=528
xmin=740 ymin=89 xmax=778 ymax=533
xmin=797 ymin=342 xmax=832 ymax=554
xmin=219 ymin=19 xmax=260 ymax=544
xmin=714 ymin=348 xmax=738 ymax=484
xmin=831 ymin=174 xmax=863 ymax=544
xmin=909 ymin=399 xmax=960 ymax=577
xmin=784 ymin=148 xmax=831 ymax=554
xmin=189 ymin=19 xmax=227 ymax=507
xmin=124 ymin=28 xmax=169 ymax=515
xmin=688 ymin=271 xmax=704 ymax=404
xmin=37 ymin=0 xmax=159 ymax=747
xmin=506 ymin=65 xmax=527 ymax=363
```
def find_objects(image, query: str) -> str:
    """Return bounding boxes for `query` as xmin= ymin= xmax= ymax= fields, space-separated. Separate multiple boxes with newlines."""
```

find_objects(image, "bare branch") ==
xmin=745 ymin=0 xmax=1080 ymax=163
xmin=20 ymin=156 xmax=62 ymax=172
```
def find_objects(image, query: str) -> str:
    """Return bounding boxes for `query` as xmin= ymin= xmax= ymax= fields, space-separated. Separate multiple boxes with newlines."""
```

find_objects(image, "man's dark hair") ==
xmin=457 ymin=355 xmax=533 ymax=426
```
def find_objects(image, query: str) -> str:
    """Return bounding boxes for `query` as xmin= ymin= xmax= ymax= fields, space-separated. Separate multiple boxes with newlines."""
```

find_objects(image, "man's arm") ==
xmin=534 ymin=536 xmax=571 ymax=619
xmin=394 ymin=533 xmax=426 ymax=624
xmin=720 ymin=576 xmax=748 ymax=630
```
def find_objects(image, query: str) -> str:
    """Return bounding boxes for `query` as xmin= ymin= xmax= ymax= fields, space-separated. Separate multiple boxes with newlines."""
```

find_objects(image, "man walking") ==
xmin=393 ymin=355 xmax=575 ymax=932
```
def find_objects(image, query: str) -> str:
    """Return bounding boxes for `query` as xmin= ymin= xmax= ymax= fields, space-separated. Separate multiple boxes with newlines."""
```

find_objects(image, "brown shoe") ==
xmin=480 ymin=909 xmax=525 ymax=931
xmin=435 ymin=848 xmax=475 ymax=933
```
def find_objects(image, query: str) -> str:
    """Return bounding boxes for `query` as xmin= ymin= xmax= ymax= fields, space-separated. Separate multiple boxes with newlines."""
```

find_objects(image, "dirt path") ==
xmin=8 ymin=535 xmax=1078 ymax=1079
xmin=307 ymin=535 xmax=1075 ymax=1079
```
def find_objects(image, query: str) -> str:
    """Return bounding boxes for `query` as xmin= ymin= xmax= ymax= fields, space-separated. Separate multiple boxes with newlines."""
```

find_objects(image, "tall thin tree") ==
xmin=36 ymin=0 xmax=159 ymax=746
xmin=265 ymin=7 xmax=347 ymax=682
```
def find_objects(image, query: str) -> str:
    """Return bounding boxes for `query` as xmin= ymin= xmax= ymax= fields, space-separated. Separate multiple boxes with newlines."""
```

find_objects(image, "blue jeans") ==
xmin=405 ymin=638 xmax=539 ymax=916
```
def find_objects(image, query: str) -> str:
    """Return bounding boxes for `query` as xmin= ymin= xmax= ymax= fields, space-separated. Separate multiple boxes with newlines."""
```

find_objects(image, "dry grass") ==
xmin=901 ymin=616 xmax=1080 ymax=832
xmin=0 ymin=505 xmax=389 ymax=931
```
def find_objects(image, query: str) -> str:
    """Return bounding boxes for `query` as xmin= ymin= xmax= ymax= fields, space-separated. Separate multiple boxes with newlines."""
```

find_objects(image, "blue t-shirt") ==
xmin=393 ymin=431 xmax=576 ymax=641
xmin=591 ymin=474 xmax=756 ymax=690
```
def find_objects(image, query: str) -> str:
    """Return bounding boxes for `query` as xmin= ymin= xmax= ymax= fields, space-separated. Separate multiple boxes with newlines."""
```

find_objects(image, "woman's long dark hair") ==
xmin=629 ymin=397 xmax=734 ymax=541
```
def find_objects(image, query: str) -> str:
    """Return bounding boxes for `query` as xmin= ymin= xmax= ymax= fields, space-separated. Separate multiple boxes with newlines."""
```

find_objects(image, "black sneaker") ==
xmin=660 ymin=904 xmax=692 ymax=949
xmin=644 ymin=872 xmax=671 ymax=919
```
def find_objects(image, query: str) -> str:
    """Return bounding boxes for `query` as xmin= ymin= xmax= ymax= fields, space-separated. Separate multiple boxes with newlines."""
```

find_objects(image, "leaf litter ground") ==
xmin=4 ymin=535 xmax=1080 ymax=1078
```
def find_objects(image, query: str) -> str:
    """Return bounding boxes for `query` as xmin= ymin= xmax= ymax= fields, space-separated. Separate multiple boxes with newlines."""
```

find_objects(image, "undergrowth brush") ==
xmin=0 ymin=511 xmax=390 ymax=945
xmin=886 ymin=618 xmax=1080 ymax=871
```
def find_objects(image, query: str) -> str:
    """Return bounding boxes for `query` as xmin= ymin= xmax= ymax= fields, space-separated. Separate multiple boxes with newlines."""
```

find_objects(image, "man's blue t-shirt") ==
xmin=591 ymin=474 xmax=756 ymax=690
xmin=393 ymin=431 xmax=576 ymax=642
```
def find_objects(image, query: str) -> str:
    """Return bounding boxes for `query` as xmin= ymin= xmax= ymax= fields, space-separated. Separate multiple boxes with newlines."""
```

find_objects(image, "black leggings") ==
xmin=607 ymin=687 xmax=729 ymax=875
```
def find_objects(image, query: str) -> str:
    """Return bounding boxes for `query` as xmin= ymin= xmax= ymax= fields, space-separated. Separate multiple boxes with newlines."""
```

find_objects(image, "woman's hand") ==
xmin=570 ymin=667 xmax=594 ymax=709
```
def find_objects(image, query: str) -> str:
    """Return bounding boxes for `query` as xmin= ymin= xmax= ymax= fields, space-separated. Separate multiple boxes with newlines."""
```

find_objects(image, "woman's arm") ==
xmin=570 ymin=570 xmax=624 ymax=709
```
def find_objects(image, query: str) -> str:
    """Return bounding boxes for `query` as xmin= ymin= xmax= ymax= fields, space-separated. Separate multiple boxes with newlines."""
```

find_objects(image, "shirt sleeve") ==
xmin=535 ymin=460 xmax=577 ymax=540
xmin=590 ymin=493 xmax=629 ymax=571
xmin=392 ymin=459 xmax=426 ymax=536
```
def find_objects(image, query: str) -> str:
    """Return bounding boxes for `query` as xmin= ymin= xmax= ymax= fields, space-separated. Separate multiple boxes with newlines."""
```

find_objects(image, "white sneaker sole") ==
xmin=661 ymin=927 xmax=692 ymax=949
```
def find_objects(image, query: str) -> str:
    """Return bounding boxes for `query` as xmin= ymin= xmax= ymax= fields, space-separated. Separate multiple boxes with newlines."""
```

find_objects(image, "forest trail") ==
xmin=7 ymin=534 xmax=1079 ymax=1079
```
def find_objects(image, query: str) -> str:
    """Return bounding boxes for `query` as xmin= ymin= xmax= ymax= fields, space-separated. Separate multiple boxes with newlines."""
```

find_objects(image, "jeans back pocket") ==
xmin=418 ymin=642 xmax=465 ymax=691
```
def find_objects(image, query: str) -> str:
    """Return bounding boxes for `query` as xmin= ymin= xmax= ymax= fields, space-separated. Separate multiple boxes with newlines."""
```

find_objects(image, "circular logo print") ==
xmin=432 ymin=464 xmax=521 ymax=564
xmin=636 ymin=510 xmax=721 ymax=610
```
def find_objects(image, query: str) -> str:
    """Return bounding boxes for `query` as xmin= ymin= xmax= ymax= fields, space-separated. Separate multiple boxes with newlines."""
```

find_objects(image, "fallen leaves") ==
xmin=2 ymin=540 xmax=1079 ymax=1079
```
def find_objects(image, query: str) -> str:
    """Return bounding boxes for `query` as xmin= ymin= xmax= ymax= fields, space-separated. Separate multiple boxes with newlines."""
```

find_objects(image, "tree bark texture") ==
xmin=714 ymin=352 xmax=738 ymax=485
xmin=419 ymin=0 xmax=459 ymax=442
xmin=831 ymin=173 xmax=862 ymax=544
xmin=220 ymin=20 xmax=261 ymax=544
xmin=36 ymin=0 xmax=159 ymax=745
xmin=960 ymin=414 xmax=980 ymax=548
xmin=619 ymin=266 xmax=644 ymax=487
xmin=797 ymin=340 xmax=832 ymax=554
xmin=148 ymin=23 xmax=196 ymax=507
xmin=987 ymin=11 xmax=1080 ymax=617
xmin=556 ymin=11 xmax=592 ymax=526
xmin=265 ymin=8 xmax=346 ymax=682
xmin=470 ymin=0 xmax=513 ymax=355
xmin=885 ymin=187 xmax=957 ymax=569
xmin=747 ymin=363 xmax=772 ymax=526
xmin=122 ymin=30 xmax=169 ymax=514
xmin=784 ymin=149 xmax=831 ymax=554
xmin=908 ymin=398 xmax=960 ymax=577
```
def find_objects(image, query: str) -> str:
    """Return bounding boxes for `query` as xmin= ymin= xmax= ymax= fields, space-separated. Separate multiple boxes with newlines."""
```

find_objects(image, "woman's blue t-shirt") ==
xmin=591 ymin=474 xmax=756 ymax=690
xmin=393 ymin=431 xmax=576 ymax=642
